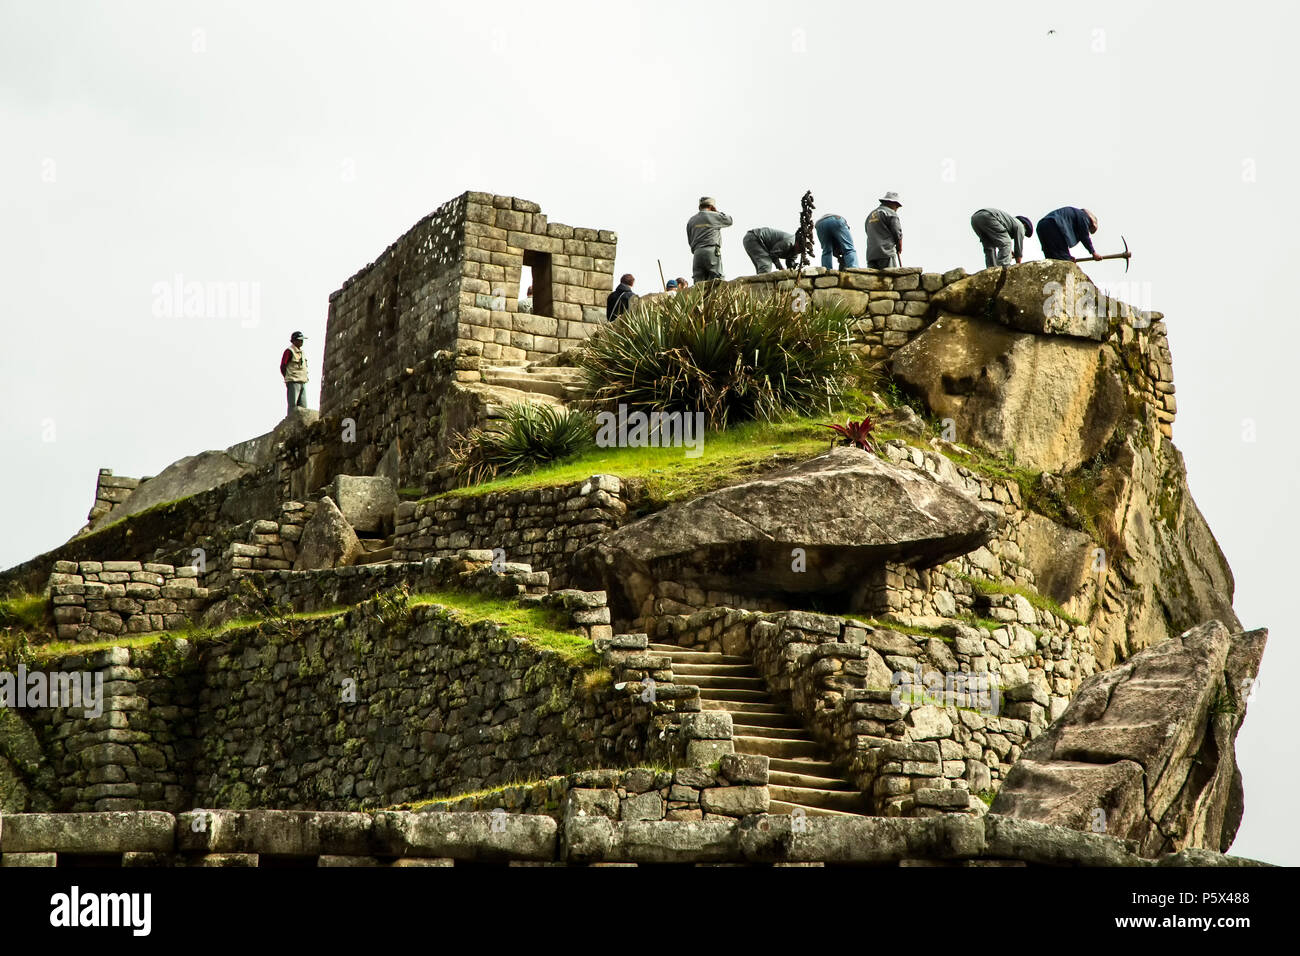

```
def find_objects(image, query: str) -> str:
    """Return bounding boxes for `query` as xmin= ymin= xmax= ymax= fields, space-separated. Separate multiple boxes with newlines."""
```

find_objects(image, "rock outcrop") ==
xmin=991 ymin=620 xmax=1266 ymax=856
xmin=578 ymin=446 xmax=994 ymax=616
xmin=89 ymin=450 xmax=253 ymax=530
xmin=292 ymin=497 xmax=363 ymax=571
xmin=890 ymin=312 xmax=1127 ymax=473
xmin=327 ymin=476 xmax=397 ymax=535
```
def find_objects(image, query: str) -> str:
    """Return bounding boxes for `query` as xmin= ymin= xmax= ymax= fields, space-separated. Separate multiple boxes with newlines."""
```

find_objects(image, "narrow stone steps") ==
xmin=684 ymin=675 xmax=767 ymax=690
xmin=722 ymin=711 xmax=801 ymax=729
xmin=697 ymin=688 xmax=771 ymax=704
xmin=768 ymin=769 xmax=856 ymax=791
xmin=733 ymin=736 xmax=823 ymax=759
xmin=481 ymin=372 xmax=571 ymax=400
xmin=733 ymin=724 xmax=814 ymax=741
xmin=770 ymin=785 xmax=867 ymax=813
xmin=768 ymin=800 xmax=862 ymax=818
xmin=671 ymin=662 xmax=759 ymax=677
xmin=700 ymin=700 xmax=787 ymax=715
xmin=767 ymin=756 xmax=840 ymax=777
xmin=352 ymin=546 xmax=394 ymax=566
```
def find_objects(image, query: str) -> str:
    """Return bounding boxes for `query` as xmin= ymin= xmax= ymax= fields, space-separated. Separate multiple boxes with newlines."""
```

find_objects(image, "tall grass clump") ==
xmin=451 ymin=402 xmax=596 ymax=483
xmin=578 ymin=285 xmax=856 ymax=428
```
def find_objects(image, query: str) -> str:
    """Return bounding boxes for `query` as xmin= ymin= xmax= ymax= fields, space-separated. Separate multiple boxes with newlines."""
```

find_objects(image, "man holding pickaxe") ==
xmin=1035 ymin=206 xmax=1102 ymax=262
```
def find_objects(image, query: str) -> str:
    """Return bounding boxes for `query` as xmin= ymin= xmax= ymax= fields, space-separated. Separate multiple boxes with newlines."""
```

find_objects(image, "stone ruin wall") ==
xmin=320 ymin=191 xmax=617 ymax=418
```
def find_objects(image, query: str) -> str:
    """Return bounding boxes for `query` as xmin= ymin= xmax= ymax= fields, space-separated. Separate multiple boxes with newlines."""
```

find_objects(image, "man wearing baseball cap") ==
xmin=686 ymin=197 xmax=733 ymax=282
xmin=970 ymin=208 xmax=1034 ymax=267
xmin=280 ymin=331 xmax=310 ymax=414
xmin=865 ymin=191 xmax=904 ymax=269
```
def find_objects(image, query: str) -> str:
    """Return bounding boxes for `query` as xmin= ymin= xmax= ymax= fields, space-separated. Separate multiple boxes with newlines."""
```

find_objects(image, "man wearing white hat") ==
xmin=686 ymin=197 xmax=733 ymax=282
xmin=865 ymin=191 xmax=904 ymax=269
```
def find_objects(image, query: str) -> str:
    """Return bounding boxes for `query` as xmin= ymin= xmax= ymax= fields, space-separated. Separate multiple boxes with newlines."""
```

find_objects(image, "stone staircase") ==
xmin=649 ymin=643 xmax=867 ymax=817
xmin=481 ymin=364 xmax=586 ymax=404
xmin=353 ymin=533 xmax=395 ymax=566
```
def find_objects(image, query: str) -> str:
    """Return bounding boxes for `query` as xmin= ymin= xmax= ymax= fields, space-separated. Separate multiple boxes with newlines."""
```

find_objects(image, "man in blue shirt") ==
xmin=1036 ymin=207 xmax=1103 ymax=262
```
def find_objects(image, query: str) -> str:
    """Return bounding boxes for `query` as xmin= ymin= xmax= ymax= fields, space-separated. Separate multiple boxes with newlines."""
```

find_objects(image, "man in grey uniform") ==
xmin=970 ymin=208 xmax=1034 ymax=267
xmin=864 ymin=192 xmax=903 ymax=268
xmin=686 ymin=197 xmax=733 ymax=282
xmin=742 ymin=227 xmax=797 ymax=274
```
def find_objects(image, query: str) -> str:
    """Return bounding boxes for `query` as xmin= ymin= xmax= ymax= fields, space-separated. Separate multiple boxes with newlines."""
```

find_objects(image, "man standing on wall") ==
xmin=742 ymin=227 xmax=798 ymax=274
xmin=865 ymin=192 xmax=904 ymax=268
xmin=815 ymin=213 xmax=859 ymax=270
xmin=606 ymin=274 xmax=638 ymax=320
xmin=1036 ymin=206 xmax=1103 ymax=262
xmin=686 ymin=197 xmax=733 ymax=283
xmin=970 ymin=208 xmax=1034 ymax=267
xmin=281 ymin=331 xmax=309 ymax=414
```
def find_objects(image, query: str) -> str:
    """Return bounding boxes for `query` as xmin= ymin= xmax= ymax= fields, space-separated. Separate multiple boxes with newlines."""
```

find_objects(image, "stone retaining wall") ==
xmin=393 ymin=475 xmax=632 ymax=588
xmin=0 ymin=810 xmax=1263 ymax=867
xmin=84 ymin=469 xmax=144 ymax=527
xmin=47 ymin=561 xmax=211 ymax=644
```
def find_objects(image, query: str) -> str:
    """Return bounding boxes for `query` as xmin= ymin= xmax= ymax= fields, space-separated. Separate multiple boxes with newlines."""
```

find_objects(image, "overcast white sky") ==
xmin=2 ymin=0 xmax=1296 ymax=863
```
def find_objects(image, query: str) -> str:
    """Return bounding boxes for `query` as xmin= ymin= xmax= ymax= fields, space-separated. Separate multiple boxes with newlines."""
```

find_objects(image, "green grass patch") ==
xmin=856 ymin=618 xmax=953 ymax=642
xmin=959 ymin=575 xmax=1083 ymax=627
xmin=0 ymin=593 xmax=48 ymax=631
xmin=407 ymin=591 xmax=598 ymax=667
xmin=429 ymin=415 xmax=835 ymax=506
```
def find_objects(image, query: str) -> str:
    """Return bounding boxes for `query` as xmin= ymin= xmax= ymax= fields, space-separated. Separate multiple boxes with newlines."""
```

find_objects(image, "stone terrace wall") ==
xmin=0 ymin=466 xmax=279 ymax=599
xmin=0 ymin=809 xmax=1262 ymax=867
xmin=47 ymin=561 xmax=210 ymax=644
xmin=84 ymin=469 xmax=144 ymax=527
xmin=394 ymin=475 xmax=633 ymax=589
xmin=658 ymin=603 xmax=1097 ymax=818
xmin=4 ymin=575 xmax=699 ymax=813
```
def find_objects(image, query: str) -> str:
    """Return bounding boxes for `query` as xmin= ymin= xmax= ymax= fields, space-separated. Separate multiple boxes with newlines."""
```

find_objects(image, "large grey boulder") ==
xmin=890 ymin=312 xmax=1126 ymax=472
xmin=992 ymin=620 xmax=1267 ymax=857
xmin=577 ymin=446 xmax=992 ymax=616
xmin=292 ymin=497 xmax=363 ymax=571
xmin=930 ymin=261 xmax=1149 ymax=341
xmin=327 ymin=476 xmax=397 ymax=535
xmin=92 ymin=450 xmax=252 ymax=529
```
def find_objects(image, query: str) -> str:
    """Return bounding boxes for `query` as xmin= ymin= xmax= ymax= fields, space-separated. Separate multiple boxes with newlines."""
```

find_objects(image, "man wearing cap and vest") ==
xmin=281 ymin=331 xmax=309 ymax=413
xmin=742 ymin=227 xmax=797 ymax=274
xmin=815 ymin=213 xmax=859 ymax=270
xmin=686 ymin=197 xmax=733 ymax=282
xmin=865 ymin=192 xmax=904 ymax=269
xmin=1036 ymin=206 xmax=1103 ymax=262
xmin=970 ymin=208 xmax=1034 ymax=267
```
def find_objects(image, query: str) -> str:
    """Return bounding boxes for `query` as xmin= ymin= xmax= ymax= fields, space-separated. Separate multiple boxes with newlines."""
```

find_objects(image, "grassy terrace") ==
xmin=2 ymin=590 xmax=598 ymax=669
xmin=433 ymin=415 xmax=838 ymax=506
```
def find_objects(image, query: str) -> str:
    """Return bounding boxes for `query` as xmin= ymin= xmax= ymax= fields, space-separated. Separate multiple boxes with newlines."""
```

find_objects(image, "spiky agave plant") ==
xmin=450 ymin=402 xmax=597 ymax=484
xmin=578 ymin=285 xmax=854 ymax=429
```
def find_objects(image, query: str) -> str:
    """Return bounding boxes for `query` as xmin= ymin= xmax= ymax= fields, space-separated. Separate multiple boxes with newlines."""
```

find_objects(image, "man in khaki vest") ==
xmin=280 ymin=330 xmax=309 ymax=413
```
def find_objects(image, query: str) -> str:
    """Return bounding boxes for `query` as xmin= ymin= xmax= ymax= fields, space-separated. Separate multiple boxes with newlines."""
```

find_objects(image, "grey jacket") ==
xmin=746 ymin=227 xmax=796 ymax=259
xmin=973 ymin=207 xmax=1025 ymax=260
xmin=687 ymin=210 xmax=734 ymax=251
xmin=865 ymin=205 xmax=902 ymax=259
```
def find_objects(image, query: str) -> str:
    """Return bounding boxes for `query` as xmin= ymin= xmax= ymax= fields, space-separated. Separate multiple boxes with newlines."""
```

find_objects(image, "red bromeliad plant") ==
xmin=822 ymin=414 xmax=876 ymax=452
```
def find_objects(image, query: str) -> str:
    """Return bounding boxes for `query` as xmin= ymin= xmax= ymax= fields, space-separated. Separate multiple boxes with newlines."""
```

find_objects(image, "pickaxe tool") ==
xmin=1076 ymin=235 xmax=1131 ymax=272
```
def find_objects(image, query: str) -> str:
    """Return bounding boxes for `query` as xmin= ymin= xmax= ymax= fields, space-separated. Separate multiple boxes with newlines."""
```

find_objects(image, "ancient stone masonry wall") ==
xmin=47 ymin=561 xmax=210 ymax=644
xmin=656 ymin=605 xmax=1098 ymax=819
xmin=0 ymin=809 xmax=1265 ymax=867
xmin=393 ymin=475 xmax=632 ymax=589
xmin=0 ymin=465 xmax=279 ymax=598
xmin=83 ymin=469 xmax=144 ymax=528
xmin=457 ymin=192 xmax=616 ymax=362
xmin=320 ymin=191 xmax=616 ymax=417
xmin=321 ymin=194 xmax=468 ymax=417
xmin=4 ymin=567 xmax=709 ymax=814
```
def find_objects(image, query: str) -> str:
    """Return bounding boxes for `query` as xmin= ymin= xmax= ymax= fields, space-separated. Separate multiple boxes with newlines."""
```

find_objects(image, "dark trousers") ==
xmin=1036 ymin=219 xmax=1072 ymax=260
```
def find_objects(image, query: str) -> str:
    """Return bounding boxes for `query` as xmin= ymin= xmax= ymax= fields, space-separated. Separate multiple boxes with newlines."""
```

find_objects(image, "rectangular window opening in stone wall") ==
xmin=524 ymin=249 xmax=553 ymax=317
